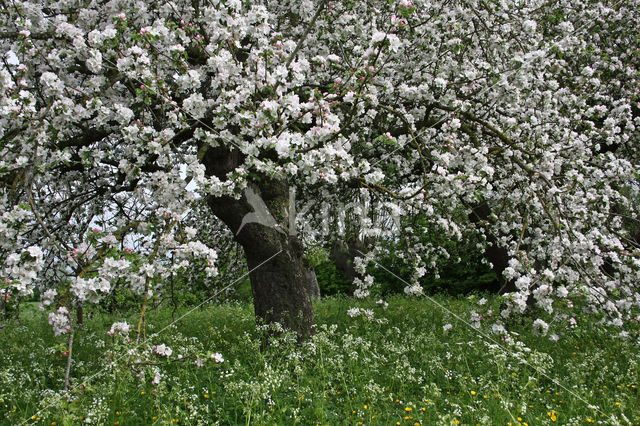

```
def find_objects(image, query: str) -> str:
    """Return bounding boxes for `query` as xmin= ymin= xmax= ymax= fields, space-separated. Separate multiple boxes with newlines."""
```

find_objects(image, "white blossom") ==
xmin=153 ymin=344 xmax=173 ymax=357
xmin=533 ymin=319 xmax=549 ymax=336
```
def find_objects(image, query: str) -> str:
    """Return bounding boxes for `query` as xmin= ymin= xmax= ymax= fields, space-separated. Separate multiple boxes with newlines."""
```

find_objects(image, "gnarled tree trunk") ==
xmin=203 ymin=147 xmax=315 ymax=338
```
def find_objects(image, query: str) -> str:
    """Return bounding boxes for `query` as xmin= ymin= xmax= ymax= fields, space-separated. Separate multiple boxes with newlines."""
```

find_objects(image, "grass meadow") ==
xmin=0 ymin=295 xmax=638 ymax=425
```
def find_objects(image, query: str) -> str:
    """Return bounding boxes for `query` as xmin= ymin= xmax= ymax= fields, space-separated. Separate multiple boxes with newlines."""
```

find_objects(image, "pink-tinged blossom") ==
xmin=48 ymin=307 xmax=71 ymax=336
xmin=210 ymin=353 xmax=224 ymax=363
xmin=107 ymin=322 xmax=131 ymax=336
xmin=152 ymin=372 xmax=162 ymax=386
xmin=153 ymin=344 xmax=173 ymax=357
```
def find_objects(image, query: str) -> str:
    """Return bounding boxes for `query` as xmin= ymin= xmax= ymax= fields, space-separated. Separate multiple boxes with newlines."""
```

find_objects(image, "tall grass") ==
xmin=0 ymin=295 xmax=638 ymax=425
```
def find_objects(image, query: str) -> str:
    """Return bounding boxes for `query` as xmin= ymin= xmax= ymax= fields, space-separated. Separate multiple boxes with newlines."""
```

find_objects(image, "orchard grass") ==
xmin=1 ymin=295 xmax=638 ymax=425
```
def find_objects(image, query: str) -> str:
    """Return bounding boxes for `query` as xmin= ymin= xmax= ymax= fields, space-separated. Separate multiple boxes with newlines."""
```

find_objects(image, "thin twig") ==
xmin=285 ymin=0 xmax=328 ymax=67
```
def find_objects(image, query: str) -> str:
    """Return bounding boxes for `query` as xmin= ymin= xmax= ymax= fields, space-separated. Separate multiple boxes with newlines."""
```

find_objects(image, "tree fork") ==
xmin=206 ymin=187 xmax=316 ymax=339
xmin=202 ymin=144 xmax=316 ymax=339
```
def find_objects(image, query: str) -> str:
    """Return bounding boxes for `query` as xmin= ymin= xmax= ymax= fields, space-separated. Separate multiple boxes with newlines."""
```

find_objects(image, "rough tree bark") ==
xmin=304 ymin=264 xmax=321 ymax=300
xmin=203 ymin=146 xmax=316 ymax=338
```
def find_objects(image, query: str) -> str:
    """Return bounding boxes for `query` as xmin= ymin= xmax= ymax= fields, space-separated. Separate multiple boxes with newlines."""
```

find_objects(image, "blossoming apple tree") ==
xmin=1 ymin=0 xmax=639 ymax=340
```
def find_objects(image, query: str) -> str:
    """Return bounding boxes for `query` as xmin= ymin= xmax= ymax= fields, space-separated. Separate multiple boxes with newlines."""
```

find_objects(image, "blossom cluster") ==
xmin=48 ymin=307 xmax=71 ymax=336
xmin=107 ymin=322 xmax=131 ymax=336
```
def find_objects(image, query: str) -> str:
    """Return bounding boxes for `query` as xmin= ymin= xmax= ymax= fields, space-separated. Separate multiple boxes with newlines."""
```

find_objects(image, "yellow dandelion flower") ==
xmin=471 ymin=391 xmax=477 ymax=395
xmin=616 ymin=402 xmax=622 ymax=406
xmin=204 ymin=394 xmax=210 ymax=399
xmin=405 ymin=407 xmax=412 ymax=412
